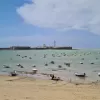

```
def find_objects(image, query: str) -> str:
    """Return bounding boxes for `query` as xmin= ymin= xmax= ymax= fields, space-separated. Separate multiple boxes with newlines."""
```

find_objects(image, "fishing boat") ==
xmin=75 ymin=72 xmax=86 ymax=77
xmin=10 ymin=70 xmax=17 ymax=76
xmin=98 ymin=73 xmax=100 ymax=76
xmin=32 ymin=68 xmax=38 ymax=74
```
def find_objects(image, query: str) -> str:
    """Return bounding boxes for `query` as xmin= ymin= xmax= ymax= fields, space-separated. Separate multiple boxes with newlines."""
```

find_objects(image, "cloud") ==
xmin=17 ymin=0 xmax=100 ymax=34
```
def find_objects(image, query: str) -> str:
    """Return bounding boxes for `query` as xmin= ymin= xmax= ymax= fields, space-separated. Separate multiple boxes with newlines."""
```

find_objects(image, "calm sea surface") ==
xmin=0 ymin=49 xmax=100 ymax=82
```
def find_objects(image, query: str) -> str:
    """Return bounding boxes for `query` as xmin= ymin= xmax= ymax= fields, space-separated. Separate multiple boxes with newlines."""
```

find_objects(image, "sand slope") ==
xmin=0 ymin=76 xmax=100 ymax=100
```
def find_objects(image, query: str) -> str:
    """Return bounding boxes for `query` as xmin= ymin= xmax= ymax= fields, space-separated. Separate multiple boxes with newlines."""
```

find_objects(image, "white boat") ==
xmin=32 ymin=68 xmax=38 ymax=74
xmin=75 ymin=72 xmax=86 ymax=77
xmin=16 ymin=64 xmax=21 ymax=66
xmin=32 ymin=68 xmax=37 ymax=71
xmin=98 ymin=73 xmax=100 ymax=76
xmin=80 ymin=62 xmax=83 ymax=64
xmin=10 ymin=70 xmax=17 ymax=76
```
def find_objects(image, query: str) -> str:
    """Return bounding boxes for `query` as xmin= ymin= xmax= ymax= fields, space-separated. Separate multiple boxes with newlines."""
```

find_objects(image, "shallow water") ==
xmin=0 ymin=49 xmax=100 ymax=82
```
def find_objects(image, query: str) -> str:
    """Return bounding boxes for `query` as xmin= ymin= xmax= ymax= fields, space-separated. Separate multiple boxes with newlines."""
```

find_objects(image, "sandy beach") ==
xmin=0 ymin=75 xmax=100 ymax=100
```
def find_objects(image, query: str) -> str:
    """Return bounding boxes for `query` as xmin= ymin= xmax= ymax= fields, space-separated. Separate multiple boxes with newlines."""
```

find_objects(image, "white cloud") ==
xmin=17 ymin=0 xmax=100 ymax=34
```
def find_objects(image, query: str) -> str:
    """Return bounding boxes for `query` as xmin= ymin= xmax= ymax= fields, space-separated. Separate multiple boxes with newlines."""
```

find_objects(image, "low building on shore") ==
xmin=10 ymin=46 xmax=31 ymax=50
xmin=3 ymin=46 xmax=73 ymax=50
xmin=31 ymin=46 xmax=72 ymax=50
xmin=53 ymin=46 xmax=72 ymax=50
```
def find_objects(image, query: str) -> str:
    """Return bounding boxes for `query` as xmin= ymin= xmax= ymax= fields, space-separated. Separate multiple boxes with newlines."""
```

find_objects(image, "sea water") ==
xmin=0 ymin=49 xmax=100 ymax=82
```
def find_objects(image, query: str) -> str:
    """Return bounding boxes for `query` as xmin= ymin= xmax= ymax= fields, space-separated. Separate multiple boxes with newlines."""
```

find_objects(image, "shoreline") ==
xmin=1 ymin=73 xmax=100 ymax=85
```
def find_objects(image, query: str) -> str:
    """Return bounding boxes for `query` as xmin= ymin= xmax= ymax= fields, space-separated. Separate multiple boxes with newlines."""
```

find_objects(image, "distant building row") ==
xmin=10 ymin=46 xmax=31 ymax=50
xmin=0 ymin=46 xmax=72 ymax=50
xmin=10 ymin=46 xmax=72 ymax=50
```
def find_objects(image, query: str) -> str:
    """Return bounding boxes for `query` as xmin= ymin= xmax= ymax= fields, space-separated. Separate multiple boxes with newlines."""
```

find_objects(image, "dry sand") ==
xmin=0 ymin=75 xmax=100 ymax=100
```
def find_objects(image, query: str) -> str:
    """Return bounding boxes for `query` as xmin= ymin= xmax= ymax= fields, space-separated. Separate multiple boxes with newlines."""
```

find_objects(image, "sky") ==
xmin=0 ymin=0 xmax=100 ymax=48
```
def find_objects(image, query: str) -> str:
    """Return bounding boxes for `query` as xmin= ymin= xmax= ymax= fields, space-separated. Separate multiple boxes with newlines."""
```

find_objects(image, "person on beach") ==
xmin=50 ymin=74 xmax=61 ymax=81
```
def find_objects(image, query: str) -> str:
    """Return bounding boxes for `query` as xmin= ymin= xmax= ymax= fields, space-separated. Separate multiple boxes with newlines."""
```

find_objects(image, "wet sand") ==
xmin=0 ymin=75 xmax=100 ymax=100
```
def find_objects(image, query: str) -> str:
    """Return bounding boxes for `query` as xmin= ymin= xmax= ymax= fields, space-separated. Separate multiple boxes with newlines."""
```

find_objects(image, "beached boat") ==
xmin=10 ymin=71 xmax=17 ymax=76
xmin=32 ymin=68 xmax=38 ymax=74
xmin=75 ymin=73 xmax=86 ymax=77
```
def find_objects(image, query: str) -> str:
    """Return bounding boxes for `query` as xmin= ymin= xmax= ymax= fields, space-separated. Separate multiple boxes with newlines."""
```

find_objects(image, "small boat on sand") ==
xmin=32 ymin=68 xmax=38 ymax=74
xmin=10 ymin=71 xmax=17 ymax=76
xmin=75 ymin=73 xmax=86 ymax=77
